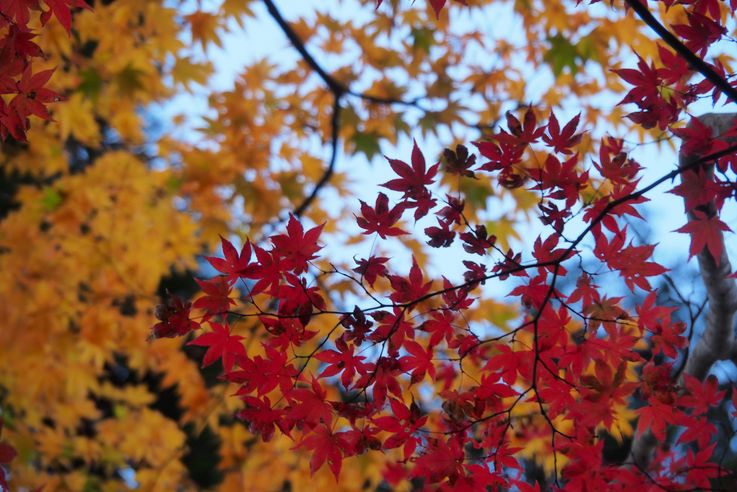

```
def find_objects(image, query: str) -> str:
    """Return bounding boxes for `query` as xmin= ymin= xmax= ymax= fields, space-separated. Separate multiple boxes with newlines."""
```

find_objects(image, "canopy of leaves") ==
xmin=2 ymin=0 xmax=737 ymax=491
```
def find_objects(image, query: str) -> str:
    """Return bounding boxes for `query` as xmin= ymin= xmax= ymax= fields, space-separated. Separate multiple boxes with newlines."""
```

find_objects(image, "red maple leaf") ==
xmin=425 ymin=219 xmax=455 ymax=248
xmin=429 ymin=0 xmax=446 ymax=18
xmin=356 ymin=192 xmax=406 ymax=239
xmin=669 ymin=168 xmax=732 ymax=210
xmin=295 ymin=424 xmax=349 ymax=479
xmin=422 ymin=309 xmax=457 ymax=346
xmin=152 ymin=292 xmax=200 ymax=339
xmin=614 ymin=54 xmax=677 ymax=130
xmin=442 ymin=144 xmax=477 ymax=178
xmin=387 ymin=256 xmax=433 ymax=304
xmin=675 ymin=210 xmax=731 ymax=263
xmin=671 ymin=117 xmax=724 ymax=157
xmin=542 ymin=111 xmax=582 ymax=154
xmin=206 ymin=235 xmax=257 ymax=284
xmin=315 ymin=337 xmax=370 ymax=388
xmin=400 ymin=340 xmax=435 ymax=383
xmin=593 ymin=137 xmax=641 ymax=185
xmin=410 ymin=437 xmax=464 ymax=484
xmin=0 ymin=0 xmax=32 ymax=26
xmin=474 ymin=138 xmax=525 ymax=172
xmin=373 ymin=398 xmax=427 ymax=459
xmin=506 ymin=106 xmax=546 ymax=145
xmin=271 ymin=215 xmax=324 ymax=274
xmin=8 ymin=66 xmax=59 ymax=124
xmin=249 ymin=245 xmax=286 ymax=295
xmin=41 ymin=0 xmax=91 ymax=35
xmin=187 ymin=321 xmax=246 ymax=371
xmin=353 ymin=255 xmax=389 ymax=287
xmin=287 ymin=377 xmax=334 ymax=426
xmin=236 ymin=395 xmax=287 ymax=442
xmin=0 ymin=421 xmax=17 ymax=491
xmin=382 ymin=140 xmax=439 ymax=199
xmin=193 ymin=276 xmax=235 ymax=319
xmin=459 ymin=224 xmax=496 ymax=255
xmin=672 ymin=12 xmax=726 ymax=57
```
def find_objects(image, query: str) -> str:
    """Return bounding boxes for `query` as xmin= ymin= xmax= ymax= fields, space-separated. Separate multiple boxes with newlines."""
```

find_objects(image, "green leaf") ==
xmin=78 ymin=68 xmax=103 ymax=100
xmin=350 ymin=132 xmax=382 ymax=161
xmin=41 ymin=188 xmax=64 ymax=212
xmin=544 ymin=34 xmax=580 ymax=77
xmin=115 ymin=64 xmax=145 ymax=96
xmin=411 ymin=27 xmax=434 ymax=53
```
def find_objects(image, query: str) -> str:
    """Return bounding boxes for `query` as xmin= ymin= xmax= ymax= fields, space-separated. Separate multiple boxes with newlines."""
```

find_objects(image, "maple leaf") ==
xmin=657 ymin=44 xmax=691 ymax=86
xmin=260 ymin=315 xmax=317 ymax=350
xmin=387 ymin=256 xmax=433 ymax=304
xmin=355 ymin=192 xmax=406 ymax=239
xmin=230 ymin=344 xmax=297 ymax=397
xmin=440 ymin=277 xmax=473 ymax=310
xmin=237 ymin=395 xmax=288 ymax=442
xmin=353 ymin=255 xmax=389 ymax=287
xmin=187 ymin=321 xmax=246 ymax=371
xmin=422 ymin=310 xmax=457 ymax=346
xmin=671 ymin=117 xmax=723 ymax=157
xmin=400 ymin=340 xmax=435 ymax=383
xmin=672 ymin=12 xmax=726 ymax=57
xmin=442 ymin=144 xmax=477 ymax=178
xmin=41 ymin=0 xmax=90 ymax=35
xmin=614 ymin=54 xmax=677 ymax=130
xmin=382 ymin=140 xmax=439 ymax=198
xmin=425 ymin=219 xmax=455 ymax=247
xmin=7 ymin=66 xmax=60 ymax=132
xmin=675 ymin=210 xmax=732 ymax=264
xmin=315 ymin=337 xmax=370 ymax=388
xmin=275 ymin=273 xmax=326 ymax=325
xmin=0 ymin=0 xmax=32 ymax=27
xmin=459 ymin=224 xmax=496 ymax=255
xmin=506 ymin=106 xmax=545 ymax=145
xmin=542 ymin=111 xmax=582 ymax=154
xmin=287 ymin=377 xmax=334 ymax=427
xmin=593 ymin=137 xmax=641 ymax=185
xmin=152 ymin=292 xmax=200 ymax=339
xmin=474 ymin=138 xmax=525 ymax=172
xmin=0 ymin=422 xmax=17 ymax=491
xmin=193 ymin=276 xmax=235 ymax=319
xmin=373 ymin=398 xmax=426 ymax=459
xmin=680 ymin=375 xmax=724 ymax=416
xmin=339 ymin=306 xmax=374 ymax=346
xmin=295 ymin=424 xmax=348 ymax=479
xmin=436 ymin=195 xmax=464 ymax=225
xmin=429 ymin=0 xmax=446 ymax=18
xmin=271 ymin=215 xmax=324 ymax=274
xmin=249 ymin=245 xmax=286 ymax=296
xmin=532 ymin=234 xmax=573 ymax=275
xmin=206 ymin=235 xmax=257 ymax=283
xmin=410 ymin=437 xmax=464 ymax=484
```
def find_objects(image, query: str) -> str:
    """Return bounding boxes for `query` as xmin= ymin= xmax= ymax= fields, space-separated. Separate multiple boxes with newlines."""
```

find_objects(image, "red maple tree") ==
xmin=133 ymin=0 xmax=737 ymax=489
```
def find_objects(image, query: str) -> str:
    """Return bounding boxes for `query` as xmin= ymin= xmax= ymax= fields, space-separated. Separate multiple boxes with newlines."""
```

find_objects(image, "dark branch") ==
xmin=624 ymin=0 xmax=737 ymax=104
xmin=262 ymin=0 xmax=347 ymax=96
xmin=294 ymin=98 xmax=342 ymax=218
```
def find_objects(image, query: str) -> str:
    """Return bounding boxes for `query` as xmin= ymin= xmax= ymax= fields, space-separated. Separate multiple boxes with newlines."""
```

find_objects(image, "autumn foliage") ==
xmin=4 ymin=0 xmax=737 ymax=491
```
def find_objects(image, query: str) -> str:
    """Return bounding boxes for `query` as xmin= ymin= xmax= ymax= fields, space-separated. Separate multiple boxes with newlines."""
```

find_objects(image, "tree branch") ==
xmin=631 ymin=112 xmax=737 ymax=468
xmin=262 ymin=0 xmax=346 ymax=97
xmin=294 ymin=98 xmax=342 ymax=218
xmin=623 ymin=0 xmax=737 ymax=105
